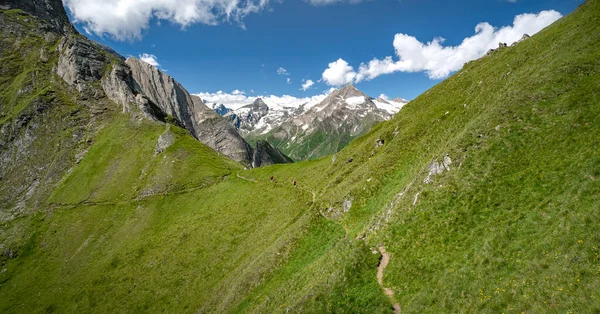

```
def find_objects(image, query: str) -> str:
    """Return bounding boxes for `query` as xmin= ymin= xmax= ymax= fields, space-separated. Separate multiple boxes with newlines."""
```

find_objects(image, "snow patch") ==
xmin=373 ymin=99 xmax=406 ymax=114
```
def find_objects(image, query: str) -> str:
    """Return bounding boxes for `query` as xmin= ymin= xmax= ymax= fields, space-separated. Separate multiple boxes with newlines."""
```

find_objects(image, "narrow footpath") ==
xmin=377 ymin=246 xmax=401 ymax=314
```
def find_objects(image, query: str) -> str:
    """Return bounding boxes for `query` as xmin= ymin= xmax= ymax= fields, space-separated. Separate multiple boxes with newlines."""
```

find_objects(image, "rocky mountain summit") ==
xmin=225 ymin=84 xmax=408 ymax=160
xmin=211 ymin=103 xmax=232 ymax=116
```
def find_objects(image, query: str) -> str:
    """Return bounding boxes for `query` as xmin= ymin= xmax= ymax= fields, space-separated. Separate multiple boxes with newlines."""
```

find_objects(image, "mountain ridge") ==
xmin=1 ymin=0 xmax=599 ymax=313
xmin=223 ymin=83 xmax=408 ymax=160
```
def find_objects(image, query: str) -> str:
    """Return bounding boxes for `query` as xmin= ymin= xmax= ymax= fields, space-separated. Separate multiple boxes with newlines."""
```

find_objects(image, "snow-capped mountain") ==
xmin=210 ymin=103 xmax=232 ymax=116
xmin=215 ymin=84 xmax=408 ymax=161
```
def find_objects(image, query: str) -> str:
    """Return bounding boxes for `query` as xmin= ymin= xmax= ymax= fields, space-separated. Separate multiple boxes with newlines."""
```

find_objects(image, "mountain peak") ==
xmin=339 ymin=83 xmax=358 ymax=92
xmin=212 ymin=103 xmax=232 ymax=116
xmin=376 ymin=97 xmax=389 ymax=104
xmin=332 ymin=83 xmax=365 ymax=99
xmin=392 ymin=97 xmax=409 ymax=104
xmin=249 ymin=98 xmax=269 ymax=110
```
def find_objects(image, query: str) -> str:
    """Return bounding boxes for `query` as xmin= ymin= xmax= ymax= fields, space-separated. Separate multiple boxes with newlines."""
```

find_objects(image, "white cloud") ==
xmin=378 ymin=93 xmax=389 ymax=100
xmin=139 ymin=53 xmax=160 ymax=67
xmin=232 ymin=89 xmax=245 ymax=95
xmin=277 ymin=67 xmax=290 ymax=75
xmin=63 ymin=0 xmax=273 ymax=40
xmin=194 ymin=90 xmax=331 ymax=110
xmin=323 ymin=10 xmax=561 ymax=83
xmin=321 ymin=58 xmax=356 ymax=86
xmin=301 ymin=79 xmax=315 ymax=91
xmin=287 ymin=77 xmax=292 ymax=84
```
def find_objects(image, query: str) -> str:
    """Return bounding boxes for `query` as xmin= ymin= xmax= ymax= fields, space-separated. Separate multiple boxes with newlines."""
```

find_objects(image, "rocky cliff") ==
xmin=189 ymin=95 xmax=254 ymax=163
xmin=252 ymin=140 xmax=294 ymax=167
xmin=124 ymin=59 xmax=253 ymax=164
xmin=0 ymin=0 xmax=73 ymax=33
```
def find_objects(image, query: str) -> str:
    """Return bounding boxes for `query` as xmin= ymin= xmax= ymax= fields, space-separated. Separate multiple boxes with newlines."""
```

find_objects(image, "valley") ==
xmin=1 ymin=0 xmax=599 ymax=313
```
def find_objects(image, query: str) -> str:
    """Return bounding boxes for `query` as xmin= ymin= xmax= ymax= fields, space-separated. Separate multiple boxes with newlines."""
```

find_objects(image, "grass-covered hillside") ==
xmin=1 ymin=0 xmax=600 ymax=313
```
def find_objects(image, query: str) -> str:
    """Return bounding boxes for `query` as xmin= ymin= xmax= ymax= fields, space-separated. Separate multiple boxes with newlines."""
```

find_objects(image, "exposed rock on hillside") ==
xmin=252 ymin=140 xmax=294 ymax=168
xmin=0 ymin=0 xmax=73 ymax=33
xmin=126 ymin=59 xmax=254 ymax=165
xmin=57 ymin=36 xmax=106 ymax=93
xmin=190 ymin=95 xmax=253 ymax=164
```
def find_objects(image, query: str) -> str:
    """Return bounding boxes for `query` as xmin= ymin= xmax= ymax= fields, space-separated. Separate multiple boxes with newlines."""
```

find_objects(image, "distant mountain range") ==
xmin=206 ymin=84 xmax=408 ymax=160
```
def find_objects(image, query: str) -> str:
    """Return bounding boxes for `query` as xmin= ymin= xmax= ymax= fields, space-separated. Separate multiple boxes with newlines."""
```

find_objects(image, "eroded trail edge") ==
xmin=378 ymin=246 xmax=401 ymax=314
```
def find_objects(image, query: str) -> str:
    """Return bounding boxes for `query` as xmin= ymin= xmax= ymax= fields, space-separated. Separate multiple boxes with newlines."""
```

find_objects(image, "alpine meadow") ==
xmin=0 ymin=0 xmax=599 ymax=313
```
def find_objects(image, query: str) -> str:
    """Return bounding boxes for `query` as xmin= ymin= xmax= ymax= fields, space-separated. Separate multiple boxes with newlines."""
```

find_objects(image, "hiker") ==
xmin=270 ymin=175 xmax=274 ymax=181
xmin=293 ymin=179 xmax=297 ymax=187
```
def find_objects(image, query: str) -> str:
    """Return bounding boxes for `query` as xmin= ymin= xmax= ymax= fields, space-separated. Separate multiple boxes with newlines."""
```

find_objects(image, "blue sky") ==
xmin=65 ymin=0 xmax=582 ymax=104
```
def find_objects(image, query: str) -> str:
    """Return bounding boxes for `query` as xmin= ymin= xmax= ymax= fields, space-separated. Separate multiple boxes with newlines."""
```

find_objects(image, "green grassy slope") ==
xmin=238 ymin=0 xmax=600 ymax=312
xmin=0 ymin=114 xmax=324 ymax=313
xmin=1 ymin=0 xmax=600 ymax=313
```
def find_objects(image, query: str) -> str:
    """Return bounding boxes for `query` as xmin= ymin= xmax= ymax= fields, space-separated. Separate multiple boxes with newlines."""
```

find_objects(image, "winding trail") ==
xmin=236 ymin=173 xmax=258 ymax=183
xmin=377 ymin=246 xmax=401 ymax=314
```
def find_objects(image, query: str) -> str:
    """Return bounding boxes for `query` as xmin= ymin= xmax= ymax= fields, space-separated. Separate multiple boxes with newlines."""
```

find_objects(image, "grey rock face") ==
xmin=126 ymin=58 xmax=198 ymax=131
xmin=190 ymin=95 xmax=253 ymax=165
xmin=343 ymin=198 xmax=352 ymax=213
xmin=57 ymin=36 xmax=106 ymax=93
xmin=155 ymin=127 xmax=175 ymax=155
xmin=424 ymin=155 xmax=452 ymax=183
xmin=0 ymin=0 xmax=74 ymax=33
xmin=252 ymin=140 xmax=293 ymax=168
xmin=123 ymin=59 xmax=254 ymax=164
xmin=101 ymin=63 xmax=137 ymax=112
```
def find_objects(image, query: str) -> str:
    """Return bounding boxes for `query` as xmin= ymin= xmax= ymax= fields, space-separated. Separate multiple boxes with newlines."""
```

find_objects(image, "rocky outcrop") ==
xmin=0 ymin=0 xmax=74 ymax=33
xmin=122 ymin=59 xmax=253 ymax=164
xmin=424 ymin=155 xmax=452 ymax=183
xmin=100 ymin=62 xmax=138 ymax=111
xmin=57 ymin=35 xmax=106 ymax=93
xmin=252 ymin=140 xmax=293 ymax=168
xmin=126 ymin=58 xmax=198 ymax=131
xmin=190 ymin=95 xmax=253 ymax=164
xmin=155 ymin=126 xmax=175 ymax=155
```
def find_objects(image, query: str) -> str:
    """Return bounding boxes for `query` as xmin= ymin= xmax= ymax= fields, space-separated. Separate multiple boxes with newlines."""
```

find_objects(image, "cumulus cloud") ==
xmin=194 ymin=90 xmax=331 ymax=110
xmin=324 ymin=10 xmax=561 ymax=83
xmin=301 ymin=79 xmax=315 ymax=91
xmin=63 ymin=0 xmax=273 ymax=40
xmin=321 ymin=59 xmax=356 ymax=86
xmin=139 ymin=53 xmax=160 ymax=67
xmin=277 ymin=67 xmax=290 ymax=75
xmin=378 ymin=93 xmax=389 ymax=100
